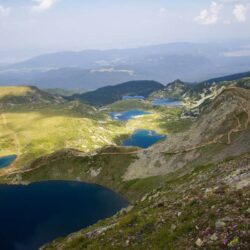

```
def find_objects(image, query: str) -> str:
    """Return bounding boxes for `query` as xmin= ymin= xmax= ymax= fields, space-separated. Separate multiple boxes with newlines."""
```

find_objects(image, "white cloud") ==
xmin=0 ymin=5 xmax=10 ymax=17
xmin=32 ymin=0 xmax=59 ymax=12
xmin=195 ymin=2 xmax=223 ymax=25
xmin=220 ymin=0 xmax=241 ymax=3
xmin=157 ymin=7 xmax=167 ymax=17
xmin=159 ymin=8 xmax=167 ymax=13
xmin=233 ymin=4 xmax=248 ymax=22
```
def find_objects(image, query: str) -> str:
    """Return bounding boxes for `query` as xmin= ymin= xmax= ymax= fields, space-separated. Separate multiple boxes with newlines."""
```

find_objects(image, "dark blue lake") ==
xmin=122 ymin=129 xmax=166 ymax=148
xmin=0 ymin=181 xmax=128 ymax=250
xmin=152 ymin=98 xmax=182 ymax=106
xmin=122 ymin=96 xmax=145 ymax=100
xmin=0 ymin=155 xmax=17 ymax=169
xmin=110 ymin=110 xmax=151 ymax=121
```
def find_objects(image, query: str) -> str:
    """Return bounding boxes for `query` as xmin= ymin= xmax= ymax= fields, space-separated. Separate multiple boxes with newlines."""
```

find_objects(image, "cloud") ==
xmin=219 ymin=0 xmax=241 ymax=2
xmin=0 ymin=5 xmax=10 ymax=17
xmin=233 ymin=4 xmax=248 ymax=22
xmin=32 ymin=0 xmax=59 ymax=12
xmin=220 ymin=0 xmax=250 ymax=3
xmin=223 ymin=19 xmax=232 ymax=24
xmin=157 ymin=7 xmax=167 ymax=17
xmin=159 ymin=8 xmax=167 ymax=13
xmin=195 ymin=2 xmax=223 ymax=25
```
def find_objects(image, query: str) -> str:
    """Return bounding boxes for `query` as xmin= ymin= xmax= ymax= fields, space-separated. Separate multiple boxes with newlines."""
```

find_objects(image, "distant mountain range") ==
xmin=1 ymin=42 xmax=250 ymax=90
xmin=203 ymin=70 xmax=250 ymax=84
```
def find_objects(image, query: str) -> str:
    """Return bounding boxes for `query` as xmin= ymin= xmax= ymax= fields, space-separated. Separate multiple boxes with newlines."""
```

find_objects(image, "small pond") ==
xmin=0 ymin=155 xmax=17 ymax=169
xmin=122 ymin=129 xmax=166 ymax=148
xmin=122 ymin=96 xmax=145 ymax=100
xmin=152 ymin=98 xmax=182 ymax=106
xmin=110 ymin=110 xmax=151 ymax=121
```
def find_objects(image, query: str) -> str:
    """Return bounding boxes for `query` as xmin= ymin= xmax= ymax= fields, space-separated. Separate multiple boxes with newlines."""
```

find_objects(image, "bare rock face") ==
xmin=124 ymin=87 xmax=250 ymax=180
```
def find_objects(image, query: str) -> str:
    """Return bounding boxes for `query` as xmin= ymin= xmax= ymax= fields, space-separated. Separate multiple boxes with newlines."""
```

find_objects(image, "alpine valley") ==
xmin=0 ymin=72 xmax=249 ymax=249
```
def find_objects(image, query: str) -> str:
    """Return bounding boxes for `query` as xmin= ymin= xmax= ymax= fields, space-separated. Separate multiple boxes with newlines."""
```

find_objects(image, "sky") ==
xmin=0 ymin=0 xmax=250 ymax=62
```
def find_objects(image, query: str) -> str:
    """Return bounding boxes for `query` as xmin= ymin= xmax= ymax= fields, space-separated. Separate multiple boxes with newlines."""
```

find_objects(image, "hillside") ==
xmin=150 ymin=79 xmax=191 ymax=99
xmin=125 ymin=87 xmax=250 ymax=179
xmin=1 ymin=87 xmax=249 ymax=249
xmin=43 ymin=88 xmax=86 ymax=96
xmin=70 ymin=81 xmax=164 ymax=106
xmin=0 ymin=86 xmax=64 ymax=106
xmin=203 ymin=71 xmax=250 ymax=84
xmin=41 ymin=152 xmax=250 ymax=250
xmin=150 ymin=76 xmax=250 ymax=112
xmin=0 ymin=84 xmax=185 ymax=173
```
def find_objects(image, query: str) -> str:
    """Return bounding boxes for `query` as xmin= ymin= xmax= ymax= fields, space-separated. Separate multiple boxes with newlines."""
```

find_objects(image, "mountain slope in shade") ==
xmin=70 ymin=80 xmax=164 ymax=106
xmin=203 ymin=71 xmax=250 ymax=84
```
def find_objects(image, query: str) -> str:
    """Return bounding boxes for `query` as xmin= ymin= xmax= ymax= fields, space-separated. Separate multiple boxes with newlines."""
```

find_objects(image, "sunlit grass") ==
xmin=0 ymin=92 xmax=191 ymax=167
xmin=0 ymin=86 xmax=32 ymax=100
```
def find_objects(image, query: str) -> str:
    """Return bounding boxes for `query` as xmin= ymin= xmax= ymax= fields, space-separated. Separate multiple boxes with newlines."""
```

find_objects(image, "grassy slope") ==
xmin=0 ymin=89 xmax=190 ymax=170
xmin=0 ymin=86 xmax=32 ymax=99
xmin=0 ymin=106 xmax=121 ymax=165
xmin=0 ymin=147 xmax=141 ymax=199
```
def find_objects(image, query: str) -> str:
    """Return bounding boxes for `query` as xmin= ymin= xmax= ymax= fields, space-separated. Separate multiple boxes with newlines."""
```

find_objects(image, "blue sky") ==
xmin=0 ymin=0 xmax=249 ymax=62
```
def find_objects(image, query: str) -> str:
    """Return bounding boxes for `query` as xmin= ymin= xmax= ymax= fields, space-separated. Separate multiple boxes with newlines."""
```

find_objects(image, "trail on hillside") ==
xmin=1 ymin=95 xmax=250 ymax=179
xmin=1 ymin=113 xmax=21 ymax=156
xmin=0 ymin=150 xmax=142 ymax=178
xmin=165 ymin=99 xmax=250 ymax=155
